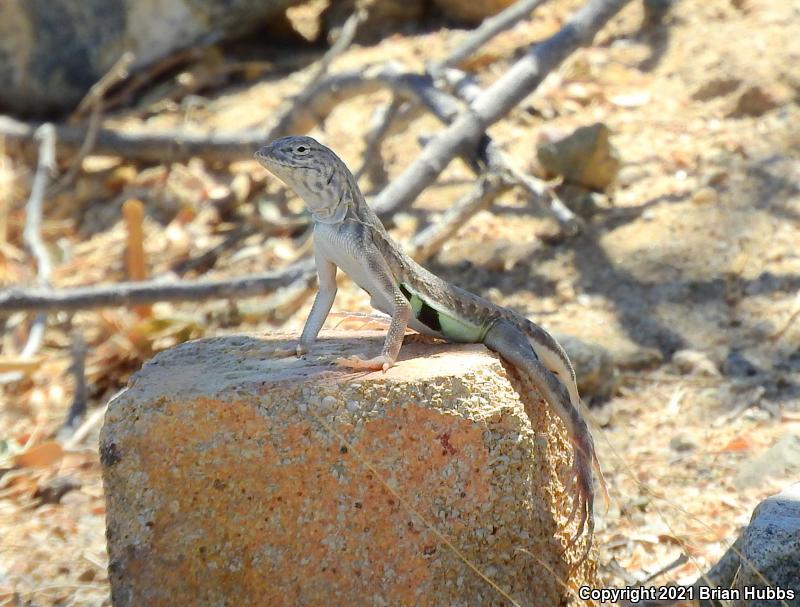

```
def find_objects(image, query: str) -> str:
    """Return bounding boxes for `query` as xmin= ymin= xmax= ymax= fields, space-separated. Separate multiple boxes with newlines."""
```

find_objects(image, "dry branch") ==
xmin=0 ymin=0 xmax=549 ymax=165
xmin=49 ymin=53 xmax=136 ymax=195
xmin=72 ymin=52 xmax=136 ymax=121
xmin=438 ymin=0 xmax=548 ymax=70
xmin=372 ymin=0 xmax=632 ymax=218
xmin=355 ymin=95 xmax=404 ymax=182
xmin=0 ymin=260 xmax=315 ymax=313
xmin=0 ymin=115 xmax=265 ymax=164
xmin=408 ymin=173 xmax=512 ymax=262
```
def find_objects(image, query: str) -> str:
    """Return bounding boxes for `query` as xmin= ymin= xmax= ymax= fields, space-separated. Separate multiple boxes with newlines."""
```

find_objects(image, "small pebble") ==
xmin=670 ymin=433 xmax=697 ymax=452
xmin=691 ymin=186 xmax=718 ymax=205
xmin=673 ymin=349 xmax=720 ymax=377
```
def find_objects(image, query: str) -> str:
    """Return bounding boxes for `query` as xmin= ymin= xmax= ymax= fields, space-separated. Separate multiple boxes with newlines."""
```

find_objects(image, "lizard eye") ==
xmin=295 ymin=145 xmax=308 ymax=154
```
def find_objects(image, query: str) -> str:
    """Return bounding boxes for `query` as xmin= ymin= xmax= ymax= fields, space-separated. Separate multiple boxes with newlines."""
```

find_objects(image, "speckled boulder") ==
xmin=733 ymin=483 xmax=800 ymax=606
xmin=101 ymin=331 xmax=596 ymax=606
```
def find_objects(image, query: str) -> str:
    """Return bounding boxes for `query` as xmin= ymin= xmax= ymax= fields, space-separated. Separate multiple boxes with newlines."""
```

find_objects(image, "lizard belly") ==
xmin=314 ymin=224 xmax=396 ymax=316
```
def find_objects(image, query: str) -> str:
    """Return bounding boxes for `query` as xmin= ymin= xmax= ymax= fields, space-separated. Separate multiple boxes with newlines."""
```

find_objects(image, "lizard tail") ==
xmin=484 ymin=319 xmax=606 ymax=549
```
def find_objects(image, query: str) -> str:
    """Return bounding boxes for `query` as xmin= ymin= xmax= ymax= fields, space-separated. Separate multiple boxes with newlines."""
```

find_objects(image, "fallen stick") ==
xmin=0 ymin=115 xmax=265 ymax=164
xmin=0 ymin=260 xmax=315 ymax=313
xmin=438 ymin=0 xmax=548 ymax=70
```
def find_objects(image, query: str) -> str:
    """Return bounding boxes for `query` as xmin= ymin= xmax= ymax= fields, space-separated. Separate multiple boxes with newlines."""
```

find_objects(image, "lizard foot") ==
xmin=334 ymin=355 xmax=393 ymax=373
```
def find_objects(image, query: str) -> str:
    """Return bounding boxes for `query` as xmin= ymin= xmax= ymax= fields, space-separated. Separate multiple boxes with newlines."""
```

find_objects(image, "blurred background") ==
xmin=0 ymin=0 xmax=798 ymax=604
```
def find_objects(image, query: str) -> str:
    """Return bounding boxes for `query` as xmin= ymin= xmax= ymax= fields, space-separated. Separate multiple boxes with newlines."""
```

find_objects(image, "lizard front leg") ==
xmin=335 ymin=251 xmax=411 ymax=372
xmin=295 ymin=256 xmax=338 ymax=356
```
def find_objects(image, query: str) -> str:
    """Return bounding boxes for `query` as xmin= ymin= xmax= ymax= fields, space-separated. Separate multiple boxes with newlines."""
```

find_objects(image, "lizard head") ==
xmin=255 ymin=136 xmax=349 ymax=224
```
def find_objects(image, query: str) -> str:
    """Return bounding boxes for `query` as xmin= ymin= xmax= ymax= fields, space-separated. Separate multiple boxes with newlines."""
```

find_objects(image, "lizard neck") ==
xmin=339 ymin=163 xmax=390 ymax=237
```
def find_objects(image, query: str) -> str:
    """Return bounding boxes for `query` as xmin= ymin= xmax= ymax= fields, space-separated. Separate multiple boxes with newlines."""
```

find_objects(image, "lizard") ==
xmin=255 ymin=135 xmax=606 ymax=557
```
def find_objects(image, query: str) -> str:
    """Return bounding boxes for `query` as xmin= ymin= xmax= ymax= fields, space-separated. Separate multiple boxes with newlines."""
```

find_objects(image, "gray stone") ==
xmin=692 ymin=77 xmax=742 ymax=101
xmin=733 ymin=483 xmax=800 ymax=606
xmin=669 ymin=433 xmax=696 ymax=452
xmin=0 ymin=0 xmax=299 ymax=116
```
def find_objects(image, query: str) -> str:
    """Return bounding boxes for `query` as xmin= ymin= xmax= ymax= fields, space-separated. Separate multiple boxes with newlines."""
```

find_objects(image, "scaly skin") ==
xmin=255 ymin=135 xmax=606 ymax=559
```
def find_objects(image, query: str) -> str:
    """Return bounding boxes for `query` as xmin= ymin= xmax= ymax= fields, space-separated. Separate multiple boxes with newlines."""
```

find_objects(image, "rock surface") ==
xmin=0 ymin=0 xmax=298 ymax=116
xmin=101 ymin=332 xmax=596 ymax=606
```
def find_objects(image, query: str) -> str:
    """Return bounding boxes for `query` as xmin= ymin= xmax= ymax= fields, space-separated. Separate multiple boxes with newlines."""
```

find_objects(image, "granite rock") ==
xmin=101 ymin=331 xmax=598 ymax=606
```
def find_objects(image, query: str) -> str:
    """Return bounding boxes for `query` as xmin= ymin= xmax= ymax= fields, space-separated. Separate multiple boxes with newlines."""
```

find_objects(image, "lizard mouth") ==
xmin=256 ymin=154 xmax=319 ymax=174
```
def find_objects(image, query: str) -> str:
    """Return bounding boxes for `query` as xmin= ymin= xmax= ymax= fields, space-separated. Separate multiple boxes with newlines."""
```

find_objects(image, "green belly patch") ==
xmin=399 ymin=283 xmax=488 ymax=343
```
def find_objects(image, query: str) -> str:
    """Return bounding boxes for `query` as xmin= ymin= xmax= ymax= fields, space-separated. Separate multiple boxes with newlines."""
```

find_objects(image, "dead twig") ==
xmin=0 ymin=124 xmax=57 ymax=385
xmin=122 ymin=198 xmax=152 ymax=317
xmin=0 ymin=260 xmax=315 ymax=313
xmin=71 ymin=52 xmax=136 ymax=120
xmin=640 ymin=553 xmax=689 ymax=585
xmin=408 ymin=173 xmax=512 ymax=262
xmin=0 ymin=115 xmax=265 ymax=164
xmin=62 ymin=402 xmax=110 ymax=451
xmin=264 ymin=8 xmax=366 ymax=141
xmin=57 ymin=332 xmax=90 ymax=441
xmin=355 ymin=94 xmax=405 ymax=184
xmin=438 ymin=0 xmax=548 ymax=70
xmin=350 ymin=0 xmax=548 ymax=175
xmin=309 ymin=8 xmax=365 ymax=83
xmin=770 ymin=292 xmax=800 ymax=341
xmin=23 ymin=124 xmax=57 ymax=288
xmin=48 ymin=52 xmax=136 ymax=195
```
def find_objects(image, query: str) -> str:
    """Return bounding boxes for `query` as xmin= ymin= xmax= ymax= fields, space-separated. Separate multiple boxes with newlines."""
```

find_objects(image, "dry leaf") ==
xmin=721 ymin=436 xmax=751 ymax=452
xmin=14 ymin=441 xmax=64 ymax=468
xmin=609 ymin=90 xmax=651 ymax=108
